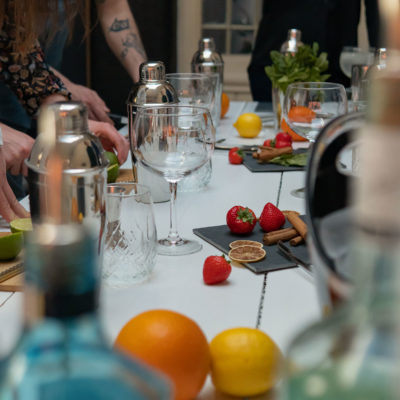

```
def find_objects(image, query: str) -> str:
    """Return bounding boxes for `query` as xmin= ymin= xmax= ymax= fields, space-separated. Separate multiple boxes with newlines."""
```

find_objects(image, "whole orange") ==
xmin=114 ymin=309 xmax=211 ymax=400
xmin=281 ymin=118 xmax=308 ymax=142
xmin=220 ymin=92 xmax=230 ymax=118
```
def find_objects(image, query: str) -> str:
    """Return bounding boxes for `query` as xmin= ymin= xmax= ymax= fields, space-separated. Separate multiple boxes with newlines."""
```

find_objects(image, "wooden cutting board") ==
xmin=0 ymin=255 xmax=24 ymax=292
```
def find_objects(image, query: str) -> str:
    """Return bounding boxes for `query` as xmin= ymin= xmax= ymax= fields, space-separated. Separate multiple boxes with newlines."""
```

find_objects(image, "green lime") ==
xmin=107 ymin=163 xmax=120 ymax=183
xmin=105 ymin=151 xmax=119 ymax=167
xmin=0 ymin=232 xmax=23 ymax=260
xmin=10 ymin=218 xmax=33 ymax=234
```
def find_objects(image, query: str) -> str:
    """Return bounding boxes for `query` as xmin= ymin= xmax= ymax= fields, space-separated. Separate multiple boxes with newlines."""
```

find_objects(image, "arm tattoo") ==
xmin=109 ymin=18 xmax=130 ymax=32
xmin=120 ymin=32 xmax=146 ymax=59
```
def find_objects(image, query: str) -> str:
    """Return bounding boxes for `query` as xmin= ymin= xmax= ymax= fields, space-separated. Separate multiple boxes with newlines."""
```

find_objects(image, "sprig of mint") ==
xmin=268 ymin=152 xmax=308 ymax=167
xmin=265 ymin=42 xmax=330 ymax=93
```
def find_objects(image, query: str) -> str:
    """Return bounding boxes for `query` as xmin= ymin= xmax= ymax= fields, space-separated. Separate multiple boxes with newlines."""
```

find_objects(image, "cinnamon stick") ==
xmin=263 ymin=228 xmax=297 ymax=245
xmin=252 ymin=146 xmax=292 ymax=162
xmin=286 ymin=211 xmax=307 ymax=241
xmin=290 ymin=235 xmax=304 ymax=246
xmin=264 ymin=227 xmax=295 ymax=237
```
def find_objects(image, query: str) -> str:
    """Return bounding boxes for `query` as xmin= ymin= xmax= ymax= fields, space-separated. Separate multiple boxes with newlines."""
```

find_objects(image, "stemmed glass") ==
xmin=282 ymin=82 xmax=348 ymax=197
xmin=131 ymin=105 xmax=215 ymax=256
xmin=339 ymin=46 xmax=375 ymax=79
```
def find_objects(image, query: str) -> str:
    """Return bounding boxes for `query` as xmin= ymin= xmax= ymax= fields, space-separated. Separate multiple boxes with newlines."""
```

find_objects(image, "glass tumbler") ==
xmin=166 ymin=73 xmax=215 ymax=192
xmin=103 ymin=183 xmax=157 ymax=286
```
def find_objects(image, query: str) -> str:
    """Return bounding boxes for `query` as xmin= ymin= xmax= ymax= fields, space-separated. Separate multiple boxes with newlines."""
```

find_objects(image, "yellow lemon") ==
xmin=0 ymin=232 xmax=23 ymax=260
xmin=210 ymin=327 xmax=283 ymax=397
xmin=233 ymin=113 xmax=262 ymax=138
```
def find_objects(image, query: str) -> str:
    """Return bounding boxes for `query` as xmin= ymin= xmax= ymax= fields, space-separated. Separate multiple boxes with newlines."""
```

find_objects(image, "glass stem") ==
xmin=167 ymin=182 xmax=181 ymax=244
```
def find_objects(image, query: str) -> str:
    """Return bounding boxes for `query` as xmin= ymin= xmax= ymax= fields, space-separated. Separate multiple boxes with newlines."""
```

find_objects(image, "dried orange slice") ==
xmin=228 ymin=245 xmax=266 ymax=263
xmin=229 ymin=240 xmax=263 ymax=249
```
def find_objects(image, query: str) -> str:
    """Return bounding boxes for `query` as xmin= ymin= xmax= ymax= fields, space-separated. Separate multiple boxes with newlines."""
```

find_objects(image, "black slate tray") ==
xmin=243 ymin=148 xmax=308 ymax=173
xmin=193 ymin=218 xmax=310 ymax=274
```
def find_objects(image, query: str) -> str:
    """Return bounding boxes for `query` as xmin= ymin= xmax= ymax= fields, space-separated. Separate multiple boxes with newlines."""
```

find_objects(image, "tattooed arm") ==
xmin=96 ymin=0 xmax=147 ymax=82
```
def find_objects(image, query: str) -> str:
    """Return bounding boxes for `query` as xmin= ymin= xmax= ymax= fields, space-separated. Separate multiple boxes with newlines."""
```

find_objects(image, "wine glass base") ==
xmin=157 ymin=238 xmax=202 ymax=256
xmin=291 ymin=187 xmax=305 ymax=199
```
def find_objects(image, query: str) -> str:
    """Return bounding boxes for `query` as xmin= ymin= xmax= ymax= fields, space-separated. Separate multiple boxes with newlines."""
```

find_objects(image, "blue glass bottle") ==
xmin=0 ymin=223 xmax=171 ymax=400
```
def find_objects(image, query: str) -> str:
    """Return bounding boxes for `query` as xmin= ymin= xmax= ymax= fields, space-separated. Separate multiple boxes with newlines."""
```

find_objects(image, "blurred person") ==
xmin=0 ymin=0 xmax=131 ymax=220
xmin=248 ymin=0 xmax=380 ymax=101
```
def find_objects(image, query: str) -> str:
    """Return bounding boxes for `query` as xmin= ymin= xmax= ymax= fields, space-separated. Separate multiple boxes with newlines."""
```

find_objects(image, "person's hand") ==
xmin=0 ymin=147 xmax=30 ymax=222
xmin=2 ymin=125 xmax=34 ymax=176
xmin=69 ymin=83 xmax=114 ymax=124
xmin=88 ymin=120 xmax=129 ymax=164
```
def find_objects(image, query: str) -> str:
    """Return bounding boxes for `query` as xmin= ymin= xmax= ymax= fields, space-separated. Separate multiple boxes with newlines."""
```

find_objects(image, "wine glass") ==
xmin=339 ymin=46 xmax=375 ymax=79
xmin=282 ymin=82 xmax=348 ymax=197
xmin=131 ymin=105 xmax=215 ymax=256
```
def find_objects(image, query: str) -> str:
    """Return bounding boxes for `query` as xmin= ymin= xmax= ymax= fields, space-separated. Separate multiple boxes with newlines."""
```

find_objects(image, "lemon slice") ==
xmin=229 ymin=240 xmax=263 ymax=249
xmin=10 ymin=218 xmax=32 ymax=234
xmin=0 ymin=232 xmax=23 ymax=260
xmin=228 ymin=245 xmax=266 ymax=263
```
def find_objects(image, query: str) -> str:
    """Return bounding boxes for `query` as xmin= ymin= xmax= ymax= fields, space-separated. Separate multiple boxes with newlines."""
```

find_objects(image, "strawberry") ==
xmin=259 ymin=202 xmax=285 ymax=232
xmin=203 ymin=255 xmax=232 ymax=285
xmin=263 ymin=139 xmax=274 ymax=147
xmin=226 ymin=205 xmax=257 ymax=234
xmin=275 ymin=132 xmax=292 ymax=149
xmin=228 ymin=147 xmax=244 ymax=164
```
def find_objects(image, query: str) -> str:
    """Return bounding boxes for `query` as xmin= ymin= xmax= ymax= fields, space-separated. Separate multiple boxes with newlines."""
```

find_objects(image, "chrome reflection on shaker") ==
xmin=126 ymin=61 xmax=178 ymax=203
xmin=25 ymin=101 xmax=108 ymax=258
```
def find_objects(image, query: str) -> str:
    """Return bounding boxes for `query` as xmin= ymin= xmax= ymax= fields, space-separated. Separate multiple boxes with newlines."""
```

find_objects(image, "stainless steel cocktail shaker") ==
xmin=126 ymin=61 xmax=178 ymax=203
xmin=191 ymin=38 xmax=224 ymax=128
xmin=280 ymin=29 xmax=303 ymax=55
xmin=25 ymin=102 xmax=108 ymax=256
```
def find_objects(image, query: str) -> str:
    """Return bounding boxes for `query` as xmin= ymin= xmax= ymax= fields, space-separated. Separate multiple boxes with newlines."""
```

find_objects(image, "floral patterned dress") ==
xmin=0 ymin=12 xmax=71 ymax=117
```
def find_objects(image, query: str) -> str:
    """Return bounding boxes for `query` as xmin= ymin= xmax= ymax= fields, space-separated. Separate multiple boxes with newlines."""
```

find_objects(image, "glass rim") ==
xmin=342 ymin=46 xmax=375 ymax=53
xmin=287 ymin=82 xmax=346 ymax=91
xmin=134 ymin=104 xmax=212 ymax=117
xmin=107 ymin=182 xmax=151 ymax=197
xmin=165 ymin=72 xmax=213 ymax=81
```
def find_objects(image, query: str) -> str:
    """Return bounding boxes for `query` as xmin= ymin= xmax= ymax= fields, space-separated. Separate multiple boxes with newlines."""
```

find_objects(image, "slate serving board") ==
xmin=193 ymin=218 xmax=310 ymax=274
xmin=243 ymin=149 xmax=308 ymax=173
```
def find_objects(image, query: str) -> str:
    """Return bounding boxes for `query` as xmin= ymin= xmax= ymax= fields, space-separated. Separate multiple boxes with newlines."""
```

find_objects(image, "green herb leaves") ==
xmin=265 ymin=43 xmax=330 ymax=93
xmin=268 ymin=152 xmax=308 ymax=167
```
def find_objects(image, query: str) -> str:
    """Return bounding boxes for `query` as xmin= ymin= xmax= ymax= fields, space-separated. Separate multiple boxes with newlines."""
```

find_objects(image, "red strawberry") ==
xmin=259 ymin=203 xmax=285 ymax=232
xmin=275 ymin=131 xmax=292 ymax=149
xmin=226 ymin=205 xmax=257 ymax=234
xmin=263 ymin=139 xmax=274 ymax=147
xmin=203 ymin=255 xmax=232 ymax=285
xmin=228 ymin=147 xmax=244 ymax=164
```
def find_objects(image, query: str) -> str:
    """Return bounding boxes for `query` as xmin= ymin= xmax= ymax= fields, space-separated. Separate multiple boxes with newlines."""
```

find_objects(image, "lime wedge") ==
xmin=10 ymin=218 xmax=33 ymax=234
xmin=107 ymin=163 xmax=120 ymax=183
xmin=104 ymin=151 xmax=119 ymax=167
xmin=0 ymin=232 xmax=23 ymax=260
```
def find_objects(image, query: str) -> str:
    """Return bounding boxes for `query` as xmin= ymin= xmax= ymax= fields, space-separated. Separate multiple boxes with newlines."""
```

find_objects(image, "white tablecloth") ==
xmin=0 ymin=102 xmax=321 ymax=399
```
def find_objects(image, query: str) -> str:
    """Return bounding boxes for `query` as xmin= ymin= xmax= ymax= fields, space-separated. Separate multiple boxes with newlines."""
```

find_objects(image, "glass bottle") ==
xmin=280 ymin=53 xmax=400 ymax=400
xmin=280 ymin=29 xmax=304 ymax=56
xmin=0 ymin=223 xmax=171 ymax=399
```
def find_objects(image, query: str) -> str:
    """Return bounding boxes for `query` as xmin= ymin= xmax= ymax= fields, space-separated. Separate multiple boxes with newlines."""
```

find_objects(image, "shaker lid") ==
xmin=140 ymin=61 xmax=166 ymax=82
xmin=126 ymin=61 xmax=178 ymax=106
xmin=26 ymin=102 xmax=107 ymax=173
xmin=191 ymin=37 xmax=224 ymax=66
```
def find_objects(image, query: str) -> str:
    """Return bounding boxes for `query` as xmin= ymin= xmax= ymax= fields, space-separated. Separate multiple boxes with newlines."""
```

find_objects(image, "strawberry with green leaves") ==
xmin=203 ymin=255 xmax=232 ymax=285
xmin=228 ymin=147 xmax=244 ymax=164
xmin=226 ymin=205 xmax=257 ymax=234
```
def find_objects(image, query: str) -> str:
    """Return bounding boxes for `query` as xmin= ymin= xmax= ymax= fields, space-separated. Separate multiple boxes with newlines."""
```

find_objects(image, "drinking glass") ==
xmin=103 ymin=183 xmax=157 ymax=286
xmin=282 ymin=82 xmax=348 ymax=197
xmin=131 ymin=105 xmax=215 ymax=256
xmin=339 ymin=46 xmax=375 ymax=79
xmin=166 ymin=73 xmax=215 ymax=192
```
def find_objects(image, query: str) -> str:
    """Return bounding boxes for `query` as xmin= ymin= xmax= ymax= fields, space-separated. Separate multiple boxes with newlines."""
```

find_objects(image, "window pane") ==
xmin=202 ymin=29 xmax=226 ymax=53
xmin=231 ymin=30 xmax=254 ymax=54
xmin=231 ymin=0 xmax=257 ymax=25
xmin=202 ymin=0 xmax=226 ymax=24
